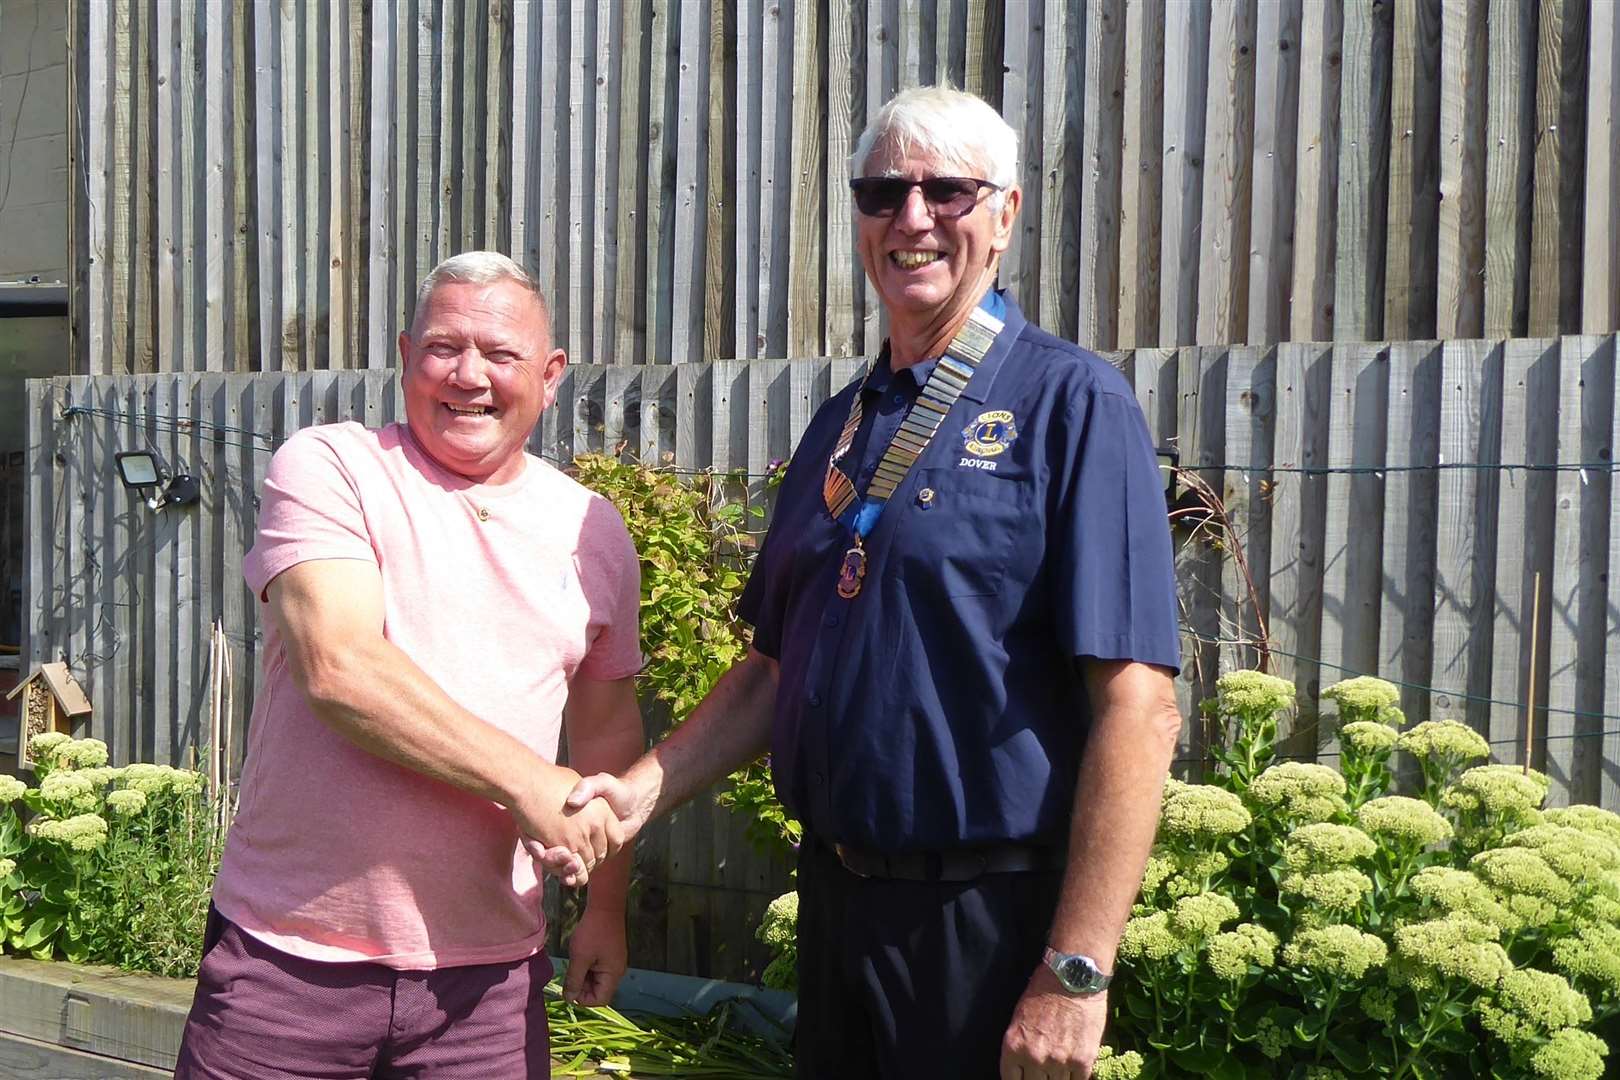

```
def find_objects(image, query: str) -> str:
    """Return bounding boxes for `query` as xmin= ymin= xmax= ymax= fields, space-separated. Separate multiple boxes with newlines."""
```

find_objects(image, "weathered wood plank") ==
xmin=999 ymin=0 xmax=1038 ymax=310
xmin=1158 ymin=5 xmax=1211 ymax=347
xmin=613 ymin=0 xmax=648 ymax=366
xmin=1581 ymin=0 xmax=1618 ymax=334
xmin=1333 ymin=0 xmax=1391 ymax=341
xmin=755 ymin=0 xmax=790 ymax=358
xmin=1527 ymin=0 xmax=1586 ymax=338
xmin=1077 ymin=0 xmax=1123 ymax=351
xmin=702 ymin=0 xmax=734 ymax=362
xmin=824 ymin=0 xmax=859 ymax=358
xmin=1382 ymin=0 xmax=1441 ymax=341
xmin=1246 ymin=0 xmax=1301 ymax=347
xmin=1435 ymin=0 xmax=1487 ymax=340
xmin=1195 ymin=0 xmax=1256 ymax=347
xmin=1380 ymin=341 xmax=1443 ymax=730
xmin=787 ymin=0 xmax=825 ymax=357
xmin=1482 ymin=0 xmax=1534 ymax=338
xmin=670 ymin=0 xmax=707 ymax=365
xmin=1602 ymin=335 xmax=1620 ymax=810
xmin=1289 ymin=0 xmax=1343 ymax=342
xmin=1116 ymin=0 xmax=1163 ymax=349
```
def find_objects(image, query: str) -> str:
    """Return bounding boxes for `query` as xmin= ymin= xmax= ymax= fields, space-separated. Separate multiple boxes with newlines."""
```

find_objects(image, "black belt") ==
xmin=831 ymin=842 xmax=1064 ymax=882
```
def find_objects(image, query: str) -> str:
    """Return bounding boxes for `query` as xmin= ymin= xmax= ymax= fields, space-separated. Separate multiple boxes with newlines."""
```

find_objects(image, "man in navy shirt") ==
xmin=556 ymin=86 xmax=1182 ymax=1079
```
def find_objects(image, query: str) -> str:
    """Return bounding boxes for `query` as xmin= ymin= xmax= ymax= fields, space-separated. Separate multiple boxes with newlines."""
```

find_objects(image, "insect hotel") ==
xmin=5 ymin=662 xmax=92 ymax=770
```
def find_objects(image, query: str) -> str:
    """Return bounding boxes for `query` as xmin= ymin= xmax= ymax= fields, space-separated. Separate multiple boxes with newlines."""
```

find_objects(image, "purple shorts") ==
xmin=175 ymin=908 xmax=553 ymax=1079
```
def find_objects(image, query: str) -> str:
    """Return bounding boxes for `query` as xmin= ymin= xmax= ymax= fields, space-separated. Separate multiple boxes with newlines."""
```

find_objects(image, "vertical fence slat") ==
xmin=1482 ymin=0 xmax=1534 ymax=339
xmin=1288 ymin=0 xmax=1342 ymax=342
xmin=824 ymin=0 xmax=858 ymax=358
xmin=1543 ymin=336 xmax=1589 ymax=800
xmin=1603 ymin=335 xmax=1620 ymax=810
xmin=787 ymin=0 xmax=824 ymax=357
xmin=1382 ymin=0 xmax=1440 ymax=342
xmin=1157 ymin=5 xmax=1210 ymax=347
xmin=1116 ymin=0 xmax=1162 ymax=349
xmin=1381 ymin=341 xmax=1442 ymax=728
xmin=1076 ymin=0 xmax=1123 ymax=351
xmin=1435 ymin=0 xmax=1487 ymax=340
xmin=614 ymin=0 xmax=647 ymax=365
xmin=1194 ymin=0 xmax=1255 ymax=347
xmin=1581 ymin=0 xmax=1618 ymax=334
xmin=702 ymin=0 xmax=734 ymax=362
xmin=1526 ymin=0 xmax=1582 ymax=338
xmin=1245 ymin=0 xmax=1300 ymax=347
xmin=1039 ymin=0 xmax=1082 ymax=344
xmin=1332 ymin=0 xmax=1390 ymax=342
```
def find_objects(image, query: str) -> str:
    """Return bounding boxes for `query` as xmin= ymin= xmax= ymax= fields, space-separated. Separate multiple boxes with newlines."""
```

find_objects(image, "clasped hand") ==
xmin=521 ymin=771 xmax=649 ymax=888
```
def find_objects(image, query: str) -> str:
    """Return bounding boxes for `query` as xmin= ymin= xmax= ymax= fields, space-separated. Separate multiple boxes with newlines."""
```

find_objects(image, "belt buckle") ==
xmin=833 ymin=843 xmax=871 ymax=878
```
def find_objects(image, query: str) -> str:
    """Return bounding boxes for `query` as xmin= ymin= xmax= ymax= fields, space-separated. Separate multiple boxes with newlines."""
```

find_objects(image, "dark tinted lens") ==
xmin=918 ymin=178 xmax=983 ymax=217
xmin=850 ymin=177 xmax=911 ymax=216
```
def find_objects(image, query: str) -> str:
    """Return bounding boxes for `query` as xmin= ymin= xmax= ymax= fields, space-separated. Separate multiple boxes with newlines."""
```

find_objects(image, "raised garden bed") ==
xmin=0 ymin=954 xmax=794 ymax=1077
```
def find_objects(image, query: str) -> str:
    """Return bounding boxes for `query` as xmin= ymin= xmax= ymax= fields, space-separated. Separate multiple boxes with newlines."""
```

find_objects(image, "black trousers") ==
xmin=793 ymin=838 xmax=1065 ymax=1080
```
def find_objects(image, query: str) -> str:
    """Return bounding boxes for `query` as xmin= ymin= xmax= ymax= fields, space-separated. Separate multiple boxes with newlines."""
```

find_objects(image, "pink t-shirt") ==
xmin=212 ymin=422 xmax=643 ymax=970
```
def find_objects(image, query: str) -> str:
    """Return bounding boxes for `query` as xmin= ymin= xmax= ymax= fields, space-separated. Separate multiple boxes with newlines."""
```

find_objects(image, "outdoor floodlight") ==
xmin=115 ymin=450 xmax=200 ymax=511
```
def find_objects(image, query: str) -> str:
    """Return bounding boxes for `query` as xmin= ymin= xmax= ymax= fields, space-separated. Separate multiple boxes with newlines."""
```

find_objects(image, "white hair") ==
xmin=409 ymin=251 xmax=550 ymax=336
xmin=849 ymin=85 xmax=1019 ymax=192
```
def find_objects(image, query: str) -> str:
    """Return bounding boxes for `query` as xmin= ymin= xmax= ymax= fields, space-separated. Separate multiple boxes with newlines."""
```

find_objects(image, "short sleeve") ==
xmin=1052 ymin=388 xmax=1181 ymax=672
xmin=243 ymin=428 xmax=378 ymax=602
xmin=574 ymin=497 xmax=647 ymax=681
xmin=737 ymin=527 xmax=786 ymax=660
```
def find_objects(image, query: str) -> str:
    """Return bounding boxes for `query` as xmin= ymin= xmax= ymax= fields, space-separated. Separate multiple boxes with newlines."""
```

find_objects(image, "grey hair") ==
xmin=849 ymin=85 xmax=1019 ymax=192
xmin=409 ymin=251 xmax=551 ymax=336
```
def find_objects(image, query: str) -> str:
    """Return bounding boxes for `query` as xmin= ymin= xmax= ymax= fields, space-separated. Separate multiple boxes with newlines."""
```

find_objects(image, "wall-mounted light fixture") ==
xmin=114 ymin=450 xmax=200 ymax=511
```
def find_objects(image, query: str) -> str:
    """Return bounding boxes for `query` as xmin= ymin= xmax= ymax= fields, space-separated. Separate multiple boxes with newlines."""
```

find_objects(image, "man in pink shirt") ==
xmin=176 ymin=252 xmax=645 ymax=1078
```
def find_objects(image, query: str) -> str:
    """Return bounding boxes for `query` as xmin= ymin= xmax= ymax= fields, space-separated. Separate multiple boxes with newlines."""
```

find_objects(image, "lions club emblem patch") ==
xmin=961 ymin=409 xmax=1019 ymax=458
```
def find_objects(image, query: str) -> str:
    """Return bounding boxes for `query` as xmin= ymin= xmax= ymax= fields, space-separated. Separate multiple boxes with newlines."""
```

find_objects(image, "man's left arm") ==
xmin=1000 ymin=659 xmax=1182 ymax=1080
xmin=558 ymin=673 xmax=645 ymax=1006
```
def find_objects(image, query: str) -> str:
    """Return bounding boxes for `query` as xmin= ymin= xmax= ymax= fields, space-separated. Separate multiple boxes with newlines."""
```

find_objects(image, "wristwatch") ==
xmin=1042 ymin=947 xmax=1113 ymax=996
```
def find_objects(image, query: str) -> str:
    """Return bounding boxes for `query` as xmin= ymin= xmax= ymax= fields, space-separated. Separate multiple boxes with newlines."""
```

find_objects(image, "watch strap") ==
xmin=1042 ymin=946 xmax=1113 ymax=995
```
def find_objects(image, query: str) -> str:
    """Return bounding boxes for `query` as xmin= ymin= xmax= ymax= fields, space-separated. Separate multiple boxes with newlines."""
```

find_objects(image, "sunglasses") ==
xmin=848 ymin=176 xmax=1002 ymax=219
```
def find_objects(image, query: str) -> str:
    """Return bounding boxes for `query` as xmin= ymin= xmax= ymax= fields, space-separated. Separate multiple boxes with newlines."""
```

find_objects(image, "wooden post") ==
xmin=1525 ymin=570 xmax=1541 ymax=773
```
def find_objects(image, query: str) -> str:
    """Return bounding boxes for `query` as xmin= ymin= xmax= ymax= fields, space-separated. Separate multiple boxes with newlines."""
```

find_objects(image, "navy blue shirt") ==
xmin=737 ymin=293 xmax=1180 ymax=853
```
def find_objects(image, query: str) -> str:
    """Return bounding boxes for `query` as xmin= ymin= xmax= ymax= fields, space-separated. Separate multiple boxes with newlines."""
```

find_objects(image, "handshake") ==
xmin=518 ymin=768 xmax=654 ymax=887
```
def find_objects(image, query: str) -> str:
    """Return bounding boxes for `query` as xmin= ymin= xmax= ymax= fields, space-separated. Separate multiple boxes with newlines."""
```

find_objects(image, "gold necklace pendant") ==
xmin=836 ymin=539 xmax=867 ymax=599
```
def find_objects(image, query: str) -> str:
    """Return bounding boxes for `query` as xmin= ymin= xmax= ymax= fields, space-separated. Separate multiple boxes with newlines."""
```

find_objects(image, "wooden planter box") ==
xmin=0 ymin=955 xmax=795 ymax=1076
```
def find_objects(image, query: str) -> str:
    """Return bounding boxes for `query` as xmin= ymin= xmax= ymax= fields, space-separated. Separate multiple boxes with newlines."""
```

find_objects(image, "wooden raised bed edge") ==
xmin=0 ymin=955 xmax=796 ymax=1077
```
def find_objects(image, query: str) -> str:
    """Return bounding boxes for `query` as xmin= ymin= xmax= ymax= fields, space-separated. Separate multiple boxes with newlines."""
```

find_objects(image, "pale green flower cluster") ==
xmin=0 ymin=857 xmax=15 ymax=878
xmin=54 ymin=738 xmax=109 ymax=769
xmin=1396 ymin=719 xmax=1490 ymax=762
xmin=1282 ymin=924 xmax=1388 ymax=980
xmin=1281 ymin=868 xmax=1373 ymax=922
xmin=0 ymin=775 xmax=25 ymax=803
xmin=1094 ymin=1045 xmax=1143 ymax=1080
xmin=1168 ymin=892 xmax=1241 ymax=940
xmin=28 ymin=732 xmax=71 ymax=758
xmin=1543 ymin=805 xmax=1620 ymax=847
xmin=1301 ymin=1068 xmax=1349 ymax=1080
xmin=73 ymin=766 xmax=121 ymax=788
xmin=1142 ymin=848 xmax=1231 ymax=901
xmin=1204 ymin=923 xmax=1278 ymax=980
xmin=1552 ymin=923 xmax=1620 ymax=1000
xmin=1340 ymin=721 xmax=1400 ymax=755
xmin=1500 ymin=824 xmax=1620 ymax=881
xmin=758 ymin=890 xmax=797 ymax=949
xmin=1119 ymin=912 xmax=1180 ymax=962
xmin=1161 ymin=785 xmax=1251 ymax=841
xmin=1249 ymin=763 xmax=1348 ymax=823
xmin=1442 ymin=765 xmax=1549 ymax=818
xmin=1389 ymin=916 xmax=1512 ymax=992
xmin=1321 ymin=676 xmax=1400 ymax=717
xmin=105 ymin=788 xmax=148 ymax=817
xmin=1470 ymin=848 xmax=1575 ymax=917
xmin=1476 ymin=968 xmax=1591 ymax=1046
xmin=1357 ymin=795 xmax=1453 ymax=848
xmin=1360 ymin=985 xmax=1397 ymax=1023
xmin=1282 ymin=823 xmax=1377 ymax=872
xmin=39 ymin=771 xmax=101 ymax=814
xmin=118 ymin=763 xmax=206 ymax=797
xmin=30 ymin=812 xmax=110 ymax=852
xmin=1408 ymin=867 xmax=1515 ymax=930
xmin=1528 ymin=1027 xmax=1609 ymax=1080
xmin=1215 ymin=670 xmax=1295 ymax=715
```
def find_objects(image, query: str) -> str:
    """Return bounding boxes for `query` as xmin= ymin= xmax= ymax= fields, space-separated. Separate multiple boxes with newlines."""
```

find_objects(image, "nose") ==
xmin=893 ymin=184 xmax=936 ymax=232
xmin=447 ymin=349 xmax=492 ymax=388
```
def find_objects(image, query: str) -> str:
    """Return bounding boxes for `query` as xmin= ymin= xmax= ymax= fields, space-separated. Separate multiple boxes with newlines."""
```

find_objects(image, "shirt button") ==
xmin=917 ymin=487 xmax=935 ymax=508
xmin=814 ymin=771 xmax=826 ymax=785
xmin=476 ymin=506 xmax=490 ymax=521
xmin=892 ymin=393 xmax=904 ymax=405
xmin=825 ymin=612 xmax=841 ymax=628
xmin=808 ymin=693 xmax=822 ymax=707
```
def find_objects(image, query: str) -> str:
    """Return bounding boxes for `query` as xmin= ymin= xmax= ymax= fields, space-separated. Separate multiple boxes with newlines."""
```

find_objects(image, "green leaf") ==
xmin=1327 ymin=1029 xmax=1372 ymax=1073
xmin=17 ymin=912 xmax=62 ymax=950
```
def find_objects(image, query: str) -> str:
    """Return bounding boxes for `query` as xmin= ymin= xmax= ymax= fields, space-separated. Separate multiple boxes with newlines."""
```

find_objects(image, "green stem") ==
xmin=1312 ymin=982 xmax=1343 ymax=1064
xmin=1391 ymin=992 xmax=1453 ymax=1080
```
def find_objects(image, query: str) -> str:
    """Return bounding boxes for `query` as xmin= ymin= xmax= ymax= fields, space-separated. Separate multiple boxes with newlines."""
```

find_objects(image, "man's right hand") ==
xmin=513 ymin=775 xmax=628 ymax=886
xmin=535 ymin=771 xmax=656 ymax=886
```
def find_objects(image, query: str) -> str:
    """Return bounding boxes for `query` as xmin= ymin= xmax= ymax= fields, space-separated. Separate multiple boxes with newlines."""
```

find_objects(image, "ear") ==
xmin=990 ymin=186 xmax=1022 ymax=255
xmin=540 ymin=347 xmax=569 ymax=410
xmin=397 ymin=331 xmax=412 ymax=371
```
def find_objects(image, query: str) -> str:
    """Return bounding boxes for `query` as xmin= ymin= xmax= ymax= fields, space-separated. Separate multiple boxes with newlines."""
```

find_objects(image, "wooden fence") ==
xmin=22 ymin=334 xmax=1620 ymax=974
xmin=70 ymin=0 xmax=1620 ymax=376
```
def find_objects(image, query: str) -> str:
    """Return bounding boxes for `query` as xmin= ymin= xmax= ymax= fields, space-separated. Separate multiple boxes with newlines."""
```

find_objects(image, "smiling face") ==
xmin=397 ymin=280 xmax=566 ymax=484
xmin=855 ymin=138 xmax=1020 ymax=353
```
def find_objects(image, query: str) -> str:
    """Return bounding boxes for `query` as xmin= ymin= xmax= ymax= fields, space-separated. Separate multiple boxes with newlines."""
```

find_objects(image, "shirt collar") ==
xmin=863 ymin=289 xmax=1025 ymax=401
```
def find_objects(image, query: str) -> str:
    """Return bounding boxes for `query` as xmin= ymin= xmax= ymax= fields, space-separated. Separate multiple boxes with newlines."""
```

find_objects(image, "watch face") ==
xmin=1061 ymin=956 xmax=1089 ymax=989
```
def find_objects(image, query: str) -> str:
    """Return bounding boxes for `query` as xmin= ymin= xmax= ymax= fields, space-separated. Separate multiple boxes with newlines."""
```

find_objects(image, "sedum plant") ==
xmin=1111 ymin=669 xmax=1618 ymax=1079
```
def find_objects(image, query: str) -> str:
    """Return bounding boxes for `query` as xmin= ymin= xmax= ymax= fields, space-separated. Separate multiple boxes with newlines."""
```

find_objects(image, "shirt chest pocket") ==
xmin=891 ymin=466 xmax=1032 ymax=597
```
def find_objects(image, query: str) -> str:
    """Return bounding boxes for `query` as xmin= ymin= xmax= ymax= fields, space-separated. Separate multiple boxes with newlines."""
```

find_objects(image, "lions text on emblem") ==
xmin=961 ymin=409 xmax=1019 ymax=459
